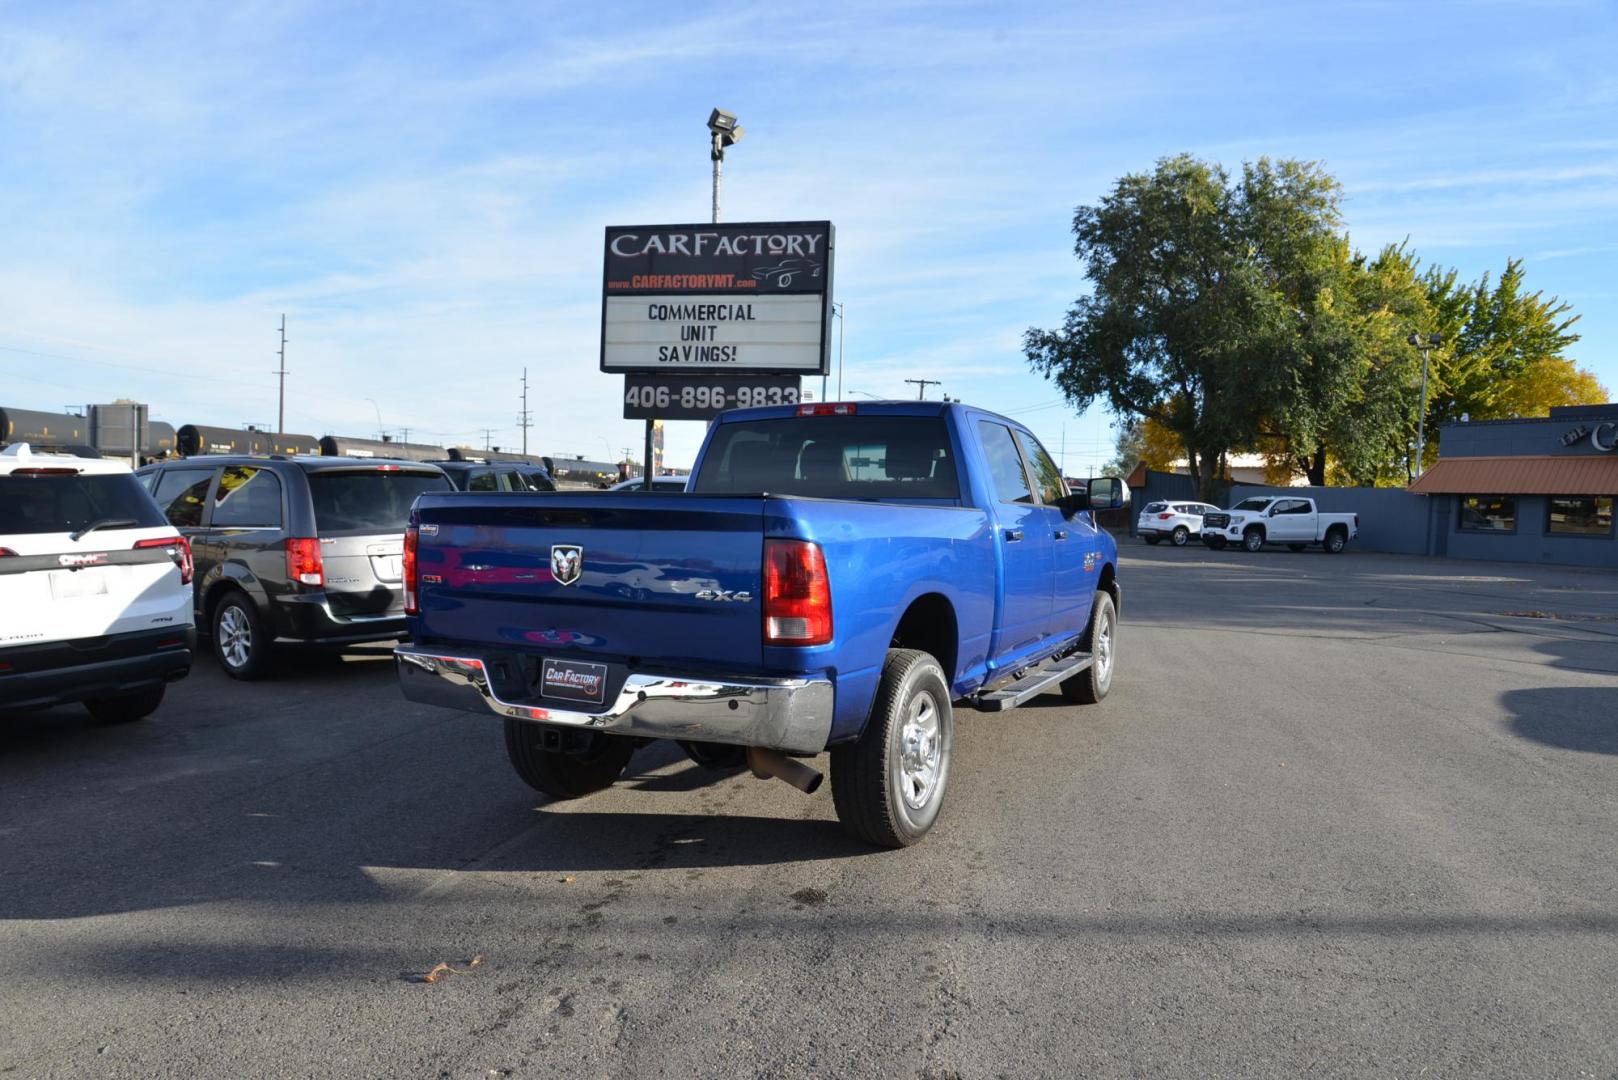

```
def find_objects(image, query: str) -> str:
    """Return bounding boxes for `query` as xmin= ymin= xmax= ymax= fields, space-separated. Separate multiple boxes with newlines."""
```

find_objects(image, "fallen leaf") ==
xmin=561 ymin=875 xmax=576 ymax=884
xmin=420 ymin=956 xmax=485 ymax=984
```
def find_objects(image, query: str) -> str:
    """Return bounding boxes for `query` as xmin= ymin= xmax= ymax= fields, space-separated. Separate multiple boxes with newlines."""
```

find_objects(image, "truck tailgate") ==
xmin=411 ymin=493 xmax=767 ymax=671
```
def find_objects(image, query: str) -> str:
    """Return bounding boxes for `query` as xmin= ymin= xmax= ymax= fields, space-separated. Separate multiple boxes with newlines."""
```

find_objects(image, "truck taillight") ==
xmin=795 ymin=403 xmax=857 ymax=417
xmin=285 ymin=537 xmax=324 ymax=587
xmin=403 ymin=524 xmax=419 ymax=615
xmin=763 ymin=539 xmax=832 ymax=646
xmin=135 ymin=535 xmax=193 ymax=585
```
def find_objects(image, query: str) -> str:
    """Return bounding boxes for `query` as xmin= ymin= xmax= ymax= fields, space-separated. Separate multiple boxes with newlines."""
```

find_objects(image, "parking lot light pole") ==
xmin=1409 ymin=332 xmax=1442 ymax=476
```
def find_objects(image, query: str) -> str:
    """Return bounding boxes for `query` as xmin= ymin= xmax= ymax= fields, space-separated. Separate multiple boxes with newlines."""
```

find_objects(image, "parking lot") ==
xmin=4 ymin=542 xmax=1617 ymax=1078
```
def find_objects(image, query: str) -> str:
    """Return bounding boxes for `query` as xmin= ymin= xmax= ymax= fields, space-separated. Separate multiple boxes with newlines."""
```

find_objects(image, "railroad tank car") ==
xmin=318 ymin=435 xmax=447 ymax=462
xmin=0 ymin=406 xmax=90 ymax=448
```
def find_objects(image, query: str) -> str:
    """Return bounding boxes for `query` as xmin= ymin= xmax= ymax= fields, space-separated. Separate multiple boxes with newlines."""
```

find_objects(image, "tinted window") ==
xmin=693 ymin=417 xmax=960 ymax=500
xmin=0 ymin=471 xmax=168 ymax=535
xmin=1458 ymin=495 xmax=1516 ymax=532
xmin=1275 ymin=499 xmax=1312 ymax=515
xmin=307 ymin=470 xmax=452 ymax=532
xmin=522 ymin=470 xmax=557 ymax=492
xmin=152 ymin=468 xmax=215 ymax=528
xmin=467 ymin=469 xmax=497 ymax=492
xmin=1014 ymin=431 xmax=1066 ymax=504
xmin=978 ymin=422 xmax=1033 ymax=504
xmin=1234 ymin=498 xmax=1271 ymax=512
xmin=1143 ymin=502 xmax=1168 ymax=514
xmin=211 ymin=466 xmax=283 ymax=528
xmin=1547 ymin=496 xmax=1613 ymax=536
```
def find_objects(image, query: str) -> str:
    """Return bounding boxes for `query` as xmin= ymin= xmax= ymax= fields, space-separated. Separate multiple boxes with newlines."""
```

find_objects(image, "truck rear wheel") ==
xmin=831 ymin=649 xmax=953 ymax=848
xmin=1061 ymin=592 xmax=1116 ymax=704
xmin=503 ymin=720 xmax=635 ymax=799
xmin=1324 ymin=527 xmax=1348 ymax=554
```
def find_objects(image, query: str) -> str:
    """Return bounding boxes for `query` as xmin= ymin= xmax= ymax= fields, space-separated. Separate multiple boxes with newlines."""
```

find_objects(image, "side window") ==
xmin=978 ymin=422 xmax=1033 ymax=504
xmin=1013 ymin=430 xmax=1066 ymax=504
xmin=467 ymin=469 xmax=497 ymax=492
xmin=211 ymin=466 xmax=283 ymax=528
xmin=136 ymin=470 xmax=159 ymax=494
xmin=1278 ymin=499 xmax=1311 ymax=515
xmin=152 ymin=469 xmax=214 ymax=528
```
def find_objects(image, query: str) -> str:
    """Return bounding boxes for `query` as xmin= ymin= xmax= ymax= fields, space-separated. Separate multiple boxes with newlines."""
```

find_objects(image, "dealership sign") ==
xmin=1561 ymin=422 xmax=1617 ymax=452
xmin=601 ymin=222 xmax=833 ymax=376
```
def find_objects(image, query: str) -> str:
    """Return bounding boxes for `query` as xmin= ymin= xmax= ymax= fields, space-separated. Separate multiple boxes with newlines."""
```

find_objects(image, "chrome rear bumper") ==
xmin=395 ymin=645 xmax=834 ymax=755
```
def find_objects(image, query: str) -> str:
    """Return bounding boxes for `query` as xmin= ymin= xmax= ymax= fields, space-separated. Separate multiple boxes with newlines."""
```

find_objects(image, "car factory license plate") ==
xmin=50 ymin=569 xmax=111 ymax=600
xmin=541 ymin=658 xmax=609 ymax=706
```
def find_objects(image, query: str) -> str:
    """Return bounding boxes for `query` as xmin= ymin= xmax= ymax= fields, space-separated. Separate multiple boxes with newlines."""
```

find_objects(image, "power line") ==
xmin=480 ymin=428 xmax=497 ymax=451
xmin=274 ymin=314 xmax=288 ymax=436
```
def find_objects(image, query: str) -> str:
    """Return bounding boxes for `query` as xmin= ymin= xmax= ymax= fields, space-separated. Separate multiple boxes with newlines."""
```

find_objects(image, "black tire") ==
xmin=679 ymin=740 xmax=746 ymax=770
xmin=1242 ymin=527 xmax=1265 ymax=553
xmin=1061 ymin=592 xmax=1117 ymax=704
xmin=1205 ymin=535 xmax=1227 ymax=551
xmin=84 ymin=685 xmax=165 ymax=724
xmin=504 ymin=720 xmax=635 ymax=798
xmin=1171 ymin=526 xmax=1190 ymax=547
xmin=212 ymin=592 xmax=272 ymax=680
xmin=831 ymin=649 xmax=953 ymax=848
xmin=1323 ymin=527 xmax=1348 ymax=554
xmin=1143 ymin=536 xmax=1161 ymax=545
xmin=1287 ymin=543 xmax=1306 ymax=552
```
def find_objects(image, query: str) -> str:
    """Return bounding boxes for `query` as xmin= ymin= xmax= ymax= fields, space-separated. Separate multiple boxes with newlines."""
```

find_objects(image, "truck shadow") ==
xmin=1501 ymin=686 xmax=1618 ymax=756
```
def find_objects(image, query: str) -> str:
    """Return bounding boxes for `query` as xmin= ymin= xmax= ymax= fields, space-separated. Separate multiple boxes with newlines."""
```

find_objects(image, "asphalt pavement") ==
xmin=3 ymin=541 xmax=1617 ymax=1078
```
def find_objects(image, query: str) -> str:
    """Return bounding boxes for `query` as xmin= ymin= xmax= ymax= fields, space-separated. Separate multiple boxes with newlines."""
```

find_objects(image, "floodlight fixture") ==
xmin=708 ymin=108 xmax=744 ymax=156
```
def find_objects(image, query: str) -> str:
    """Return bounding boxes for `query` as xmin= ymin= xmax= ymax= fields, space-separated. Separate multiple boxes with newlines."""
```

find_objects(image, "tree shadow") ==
xmin=1501 ymin=686 xmax=1618 ymax=756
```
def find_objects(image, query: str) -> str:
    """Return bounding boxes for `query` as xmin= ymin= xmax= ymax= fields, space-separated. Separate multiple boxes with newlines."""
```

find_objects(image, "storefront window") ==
xmin=1458 ymin=495 xmax=1516 ymax=532
xmin=1547 ymin=496 xmax=1614 ymax=537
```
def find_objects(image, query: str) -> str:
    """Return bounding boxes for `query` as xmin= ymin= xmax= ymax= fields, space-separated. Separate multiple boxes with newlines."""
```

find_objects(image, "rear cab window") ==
xmin=693 ymin=416 xmax=960 ymax=501
xmin=0 ymin=470 xmax=168 ymax=535
xmin=306 ymin=468 xmax=451 ymax=533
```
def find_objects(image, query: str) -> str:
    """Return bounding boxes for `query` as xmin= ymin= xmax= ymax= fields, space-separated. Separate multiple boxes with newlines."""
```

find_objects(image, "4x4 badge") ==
xmin=550 ymin=544 xmax=583 ymax=586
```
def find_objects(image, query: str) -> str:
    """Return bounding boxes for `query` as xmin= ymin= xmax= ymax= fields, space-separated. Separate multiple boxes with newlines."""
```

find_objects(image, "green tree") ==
xmin=1025 ymin=154 xmax=1347 ymax=501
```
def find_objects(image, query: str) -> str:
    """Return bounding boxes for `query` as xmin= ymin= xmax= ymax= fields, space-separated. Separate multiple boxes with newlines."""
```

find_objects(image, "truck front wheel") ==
xmin=831 ymin=649 xmax=953 ymax=848
xmin=504 ymin=721 xmax=635 ymax=799
xmin=1242 ymin=527 xmax=1265 ymax=553
xmin=1061 ymin=592 xmax=1116 ymax=704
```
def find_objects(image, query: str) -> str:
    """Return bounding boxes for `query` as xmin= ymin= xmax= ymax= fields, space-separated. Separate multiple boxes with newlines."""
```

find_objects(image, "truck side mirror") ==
xmin=1087 ymin=477 xmax=1124 ymax=510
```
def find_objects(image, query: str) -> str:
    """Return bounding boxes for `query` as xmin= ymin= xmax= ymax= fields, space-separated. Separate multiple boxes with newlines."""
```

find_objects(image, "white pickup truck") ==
xmin=1199 ymin=496 xmax=1359 ymax=554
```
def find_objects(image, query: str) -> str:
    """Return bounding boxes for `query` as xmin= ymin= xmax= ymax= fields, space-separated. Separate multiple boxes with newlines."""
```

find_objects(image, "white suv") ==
xmin=1136 ymin=500 xmax=1221 ymax=546
xmin=0 ymin=444 xmax=194 ymax=722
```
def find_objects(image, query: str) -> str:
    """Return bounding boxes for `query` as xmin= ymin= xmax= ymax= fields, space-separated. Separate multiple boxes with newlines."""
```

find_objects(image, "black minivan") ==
xmin=136 ymin=456 xmax=451 ymax=679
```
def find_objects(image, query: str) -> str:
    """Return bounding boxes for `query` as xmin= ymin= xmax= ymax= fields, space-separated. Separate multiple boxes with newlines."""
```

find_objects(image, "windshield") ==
xmin=1144 ymin=502 xmax=1167 ymax=513
xmin=1233 ymin=498 xmax=1272 ymax=512
xmin=0 ymin=472 xmax=167 ymax=536
xmin=308 ymin=470 xmax=450 ymax=532
xmin=693 ymin=417 xmax=960 ymax=500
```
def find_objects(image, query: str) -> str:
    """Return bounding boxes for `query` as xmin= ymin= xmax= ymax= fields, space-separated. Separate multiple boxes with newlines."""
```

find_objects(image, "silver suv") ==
xmin=137 ymin=455 xmax=450 ymax=679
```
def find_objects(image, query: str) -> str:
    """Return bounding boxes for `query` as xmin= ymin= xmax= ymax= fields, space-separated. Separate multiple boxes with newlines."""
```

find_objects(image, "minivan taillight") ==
xmin=135 ymin=535 xmax=193 ymax=585
xmin=285 ymin=537 xmax=324 ymax=587
xmin=763 ymin=539 xmax=832 ymax=646
xmin=402 ymin=524 xmax=419 ymax=615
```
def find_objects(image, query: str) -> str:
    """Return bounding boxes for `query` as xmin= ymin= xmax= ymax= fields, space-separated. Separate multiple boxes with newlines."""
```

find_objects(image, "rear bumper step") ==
xmin=971 ymin=652 xmax=1093 ymax=712
xmin=394 ymin=645 xmax=833 ymax=755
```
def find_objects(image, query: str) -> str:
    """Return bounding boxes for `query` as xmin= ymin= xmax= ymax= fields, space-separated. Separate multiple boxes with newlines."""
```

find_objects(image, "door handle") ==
xmin=1054 ymin=530 xmax=1068 ymax=540
xmin=1004 ymin=528 xmax=1024 ymax=542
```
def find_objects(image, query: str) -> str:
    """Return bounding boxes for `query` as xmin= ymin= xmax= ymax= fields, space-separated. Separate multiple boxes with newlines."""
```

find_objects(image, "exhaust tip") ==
xmin=747 ymin=747 xmax=823 ymax=794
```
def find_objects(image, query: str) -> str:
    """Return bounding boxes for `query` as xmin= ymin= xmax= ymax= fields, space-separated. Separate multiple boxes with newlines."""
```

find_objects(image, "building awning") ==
xmin=1409 ymin=455 xmax=1618 ymax=495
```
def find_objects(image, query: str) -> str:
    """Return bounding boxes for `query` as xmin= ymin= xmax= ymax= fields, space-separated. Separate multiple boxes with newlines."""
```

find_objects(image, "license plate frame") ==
xmin=540 ymin=658 xmax=610 ymax=706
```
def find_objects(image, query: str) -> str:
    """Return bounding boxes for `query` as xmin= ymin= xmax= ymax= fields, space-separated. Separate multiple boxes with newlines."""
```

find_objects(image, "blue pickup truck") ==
xmin=396 ymin=401 xmax=1122 ymax=847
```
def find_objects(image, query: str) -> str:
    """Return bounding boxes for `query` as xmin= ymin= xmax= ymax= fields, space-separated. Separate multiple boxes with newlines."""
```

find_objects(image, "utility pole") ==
xmin=518 ymin=367 xmax=533 ymax=456
xmin=480 ymin=428 xmax=496 ymax=452
xmin=1409 ymin=333 xmax=1442 ymax=478
xmin=905 ymin=378 xmax=941 ymax=400
xmin=274 ymin=314 xmax=288 ymax=436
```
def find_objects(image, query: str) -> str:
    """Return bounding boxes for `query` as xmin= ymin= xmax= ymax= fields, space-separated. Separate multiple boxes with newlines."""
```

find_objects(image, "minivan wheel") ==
xmin=213 ymin=593 xmax=272 ymax=680
xmin=1171 ymin=525 xmax=1190 ymax=546
xmin=85 ymin=685 xmax=165 ymax=724
xmin=831 ymin=649 xmax=953 ymax=848
xmin=504 ymin=720 xmax=636 ymax=798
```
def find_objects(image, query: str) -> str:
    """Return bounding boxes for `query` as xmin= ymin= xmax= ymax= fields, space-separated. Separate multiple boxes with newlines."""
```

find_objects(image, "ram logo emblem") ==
xmin=550 ymin=545 xmax=583 ymax=586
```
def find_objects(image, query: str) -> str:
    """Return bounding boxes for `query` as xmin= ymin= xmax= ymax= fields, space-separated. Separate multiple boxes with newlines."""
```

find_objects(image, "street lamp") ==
xmin=707 ymin=108 xmax=743 ymax=225
xmin=1409 ymin=332 xmax=1442 ymax=475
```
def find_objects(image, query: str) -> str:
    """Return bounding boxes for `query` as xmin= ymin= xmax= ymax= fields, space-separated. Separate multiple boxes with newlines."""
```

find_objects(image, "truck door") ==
xmin=976 ymin=420 xmax=1054 ymax=668
xmin=1271 ymin=497 xmax=1313 ymax=540
xmin=1014 ymin=430 xmax=1089 ymax=640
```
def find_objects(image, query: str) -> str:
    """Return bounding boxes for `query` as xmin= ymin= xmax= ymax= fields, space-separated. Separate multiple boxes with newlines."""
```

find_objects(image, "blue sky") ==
xmin=2 ymin=0 xmax=1615 ymax=471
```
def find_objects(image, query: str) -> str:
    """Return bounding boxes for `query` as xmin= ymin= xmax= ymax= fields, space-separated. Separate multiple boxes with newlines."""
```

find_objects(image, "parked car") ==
xmin=396 ymin=401 xmax=1124 ymax=848
xmin=1136 ymin=500 xmax=1221 ymax=546
xmin=606 ymin=476 xmax=688 ymax=492
xmin=0 ymin=443 xmax=193 ymax=721
xmin=135 ymin=455 xmax=451 ymax=678
xmin=1200 ymin=496 xmax=1359 ymax=553
xmin=432 ymin=460 xmax=556 ymax=493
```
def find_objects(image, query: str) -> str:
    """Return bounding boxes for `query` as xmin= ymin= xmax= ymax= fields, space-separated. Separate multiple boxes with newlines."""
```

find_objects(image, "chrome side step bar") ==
xmin=970 ymin=652 xmax=1093 ymax=712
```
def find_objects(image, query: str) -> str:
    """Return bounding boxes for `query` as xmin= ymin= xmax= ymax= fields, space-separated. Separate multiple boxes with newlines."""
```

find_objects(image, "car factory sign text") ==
xmin=601 ymin=221 xmax=833 ymax=376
